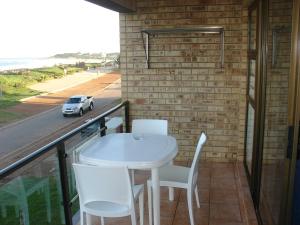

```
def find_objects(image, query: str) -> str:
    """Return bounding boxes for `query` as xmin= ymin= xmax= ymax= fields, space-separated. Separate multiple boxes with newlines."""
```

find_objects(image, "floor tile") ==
xmin=160 ymin=216 xmax=173 ymax=225
xmin=211 ymin=162 xmax=235 ymax=169
xmin=249 ymin=219 xmax=259 ymax=225
xmin=211 ymin=166 xmax=235 ymax=179
xmin=210 ymin=203 xmax=242 ymax=222
xmin=209 ymin=220 xmax=244 ymax=225
xmin=210 ymin=189 xmax=239 ymax=204
xmin=160 ymin=199 xmax=177 ymax=217
xmin=173 ymin=215 xmax=209 ymax=225
xmin=199 ymin=161 xmax=212 ymax=168
xmin=179 ymin=188 xmax=209 ymax=204
xmin=176 ymin=202 xmax=210 ymax=218
xmin=211 ymin=177 xmax=237 ymax=190
xmin=199 ymin=167 xmax=211 ymax=178
xmin=198 ymin=177 xmax=211 ymax=189
xmin=199 ymin=189 xmax=210 ymax=203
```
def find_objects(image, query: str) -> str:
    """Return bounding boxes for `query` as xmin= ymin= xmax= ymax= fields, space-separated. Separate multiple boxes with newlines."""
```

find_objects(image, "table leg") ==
xmin=151 ymin=168 xmax=160 ymax=225
xmin=168 ymin=161 xmax=174 ymax=201
xmin=86 ymin=214 xmax=92 ymax=225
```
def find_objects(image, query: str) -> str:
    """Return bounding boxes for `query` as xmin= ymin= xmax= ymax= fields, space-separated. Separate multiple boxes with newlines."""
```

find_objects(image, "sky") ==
xmin=0 ymin=0 xmax=120 ymax=58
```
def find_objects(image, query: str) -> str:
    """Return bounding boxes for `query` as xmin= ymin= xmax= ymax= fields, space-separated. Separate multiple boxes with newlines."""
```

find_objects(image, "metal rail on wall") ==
xmin=141 ymin=27 xmax=225 ymax=69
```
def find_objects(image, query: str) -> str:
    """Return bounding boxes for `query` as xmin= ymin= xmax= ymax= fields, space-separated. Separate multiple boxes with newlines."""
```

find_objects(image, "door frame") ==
xmin=246 ymin=0 xmax=300 ymax=224
xmin=284 ymin=0 xmax=300 ymax=223
xmin=244 ymin=0 xmax=266 ymax=206
xmin=244 ymin=0 xmax=259 ymax=188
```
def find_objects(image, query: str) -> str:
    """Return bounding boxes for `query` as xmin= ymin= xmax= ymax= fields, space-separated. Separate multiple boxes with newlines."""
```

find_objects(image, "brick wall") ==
xmin=120 ymin=0 xmax=248 ymax=162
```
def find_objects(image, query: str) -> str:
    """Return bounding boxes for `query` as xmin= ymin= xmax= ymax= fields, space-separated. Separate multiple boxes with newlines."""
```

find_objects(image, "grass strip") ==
xmin=0 ymin=65 xmax=84 ymax=110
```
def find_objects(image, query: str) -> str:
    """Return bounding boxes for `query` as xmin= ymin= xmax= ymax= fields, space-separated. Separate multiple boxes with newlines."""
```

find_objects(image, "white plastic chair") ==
xmin=132 ymin=119 xmax=168 ymax=136
xmin=73 ymin=163 xmax=144 ymax=225
xmin=131 ymin=119 xmax=168 ymax=184
xmin=147 ymin=132 xmax=207 ymax=225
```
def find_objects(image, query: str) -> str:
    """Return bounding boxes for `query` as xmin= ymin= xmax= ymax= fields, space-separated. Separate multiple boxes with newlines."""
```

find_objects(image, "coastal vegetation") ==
xmin=52 ymin=52 xmax=119 ymax=60
xmin=0 ymin=66 xmax=83 ymax=107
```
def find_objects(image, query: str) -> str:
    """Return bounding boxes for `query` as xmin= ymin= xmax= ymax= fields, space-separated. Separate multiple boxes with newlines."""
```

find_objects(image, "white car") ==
xmin=62 ymin=95 xmax=94 ymax=117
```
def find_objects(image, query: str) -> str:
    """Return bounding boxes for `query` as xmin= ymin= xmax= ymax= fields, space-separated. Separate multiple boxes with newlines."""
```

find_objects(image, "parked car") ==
xmin=62 ymin=95 xmax=94 ymax=117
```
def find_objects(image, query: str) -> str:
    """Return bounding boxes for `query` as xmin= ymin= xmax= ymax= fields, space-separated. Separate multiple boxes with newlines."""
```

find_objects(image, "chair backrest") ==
xmin=73 ymin=163 xmax=134 ymax=208
xmin=132 ymin=119 xmax=168 ymax=135
xmin=188 ymin=132 xmax=207 ymax=189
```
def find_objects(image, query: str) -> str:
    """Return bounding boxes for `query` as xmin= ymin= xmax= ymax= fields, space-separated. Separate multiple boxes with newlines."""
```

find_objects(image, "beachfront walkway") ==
xmin=28 ymin=70 xmax=106 ymax=94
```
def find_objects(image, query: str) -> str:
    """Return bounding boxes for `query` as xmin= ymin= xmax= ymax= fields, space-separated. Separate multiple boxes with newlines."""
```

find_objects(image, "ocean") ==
xmin=0 ymin=58 xmax=101 ymax=71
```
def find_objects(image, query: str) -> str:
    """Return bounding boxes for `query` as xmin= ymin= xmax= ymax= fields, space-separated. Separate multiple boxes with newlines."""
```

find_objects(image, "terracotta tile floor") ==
xmin=85 ymin=162 xmax=258 ymax=225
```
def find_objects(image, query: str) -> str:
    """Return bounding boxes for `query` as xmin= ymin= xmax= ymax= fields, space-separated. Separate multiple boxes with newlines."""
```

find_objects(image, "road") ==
xmin=0 ymin=73 xmax=121 ymax=168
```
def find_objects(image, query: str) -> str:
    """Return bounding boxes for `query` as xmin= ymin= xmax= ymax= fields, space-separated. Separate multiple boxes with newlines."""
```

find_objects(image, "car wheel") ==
xmin=89 ymin=103 xmax=94 ymax=111
xmin=79 ymin=109 xmax=83 ymax=117
xmin=63 ymin=114 xmax=67 ymax=117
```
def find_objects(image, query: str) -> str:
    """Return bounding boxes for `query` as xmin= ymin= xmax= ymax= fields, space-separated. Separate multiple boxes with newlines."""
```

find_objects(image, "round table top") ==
xmin=79 ymin=133 xmax=178 ymax=169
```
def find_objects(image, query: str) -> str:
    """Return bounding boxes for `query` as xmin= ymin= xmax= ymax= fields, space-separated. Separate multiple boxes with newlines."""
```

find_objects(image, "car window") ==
xmin=67 ymin=98 xmax=81 ymax=104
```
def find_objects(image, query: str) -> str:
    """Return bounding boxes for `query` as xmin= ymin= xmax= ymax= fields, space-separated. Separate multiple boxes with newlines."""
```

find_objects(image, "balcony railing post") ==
xmin=57 ymin=141 xmax=73 ymax=225
xmin=99 ymin=117 xmax=106 ymax=137
xmin=125 ymin=100 xmax=130 ymax=133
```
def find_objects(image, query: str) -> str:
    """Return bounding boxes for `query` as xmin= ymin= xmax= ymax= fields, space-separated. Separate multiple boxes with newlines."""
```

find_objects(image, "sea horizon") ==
xmin=0 ymin=57 xmax=103 ymax=71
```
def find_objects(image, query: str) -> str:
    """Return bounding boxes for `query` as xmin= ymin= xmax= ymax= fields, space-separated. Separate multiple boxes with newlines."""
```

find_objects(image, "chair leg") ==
xmin=147 ymin=181 xmax=153 ymax=225
xmin=80 ymin=210 xmax=84 ymax=225
xmin=131 ymin=170 xmax=135 ymax=186
xmin=168 ymin=187 xmax=174 ymax=201
xmin=194 ymin=185 xmax=200 ymax=208
xmin=86 ymin=213 xmax=92 ymax=225
xmin=168 ymin=161 xmax=174 ymax=201
xmin=130 ymin=208 xmax=137 ymax=225
xmin=187 ymin=190 xmax=195 ymax=225
xmin=139 ymin=190 xmax=144 ymax=225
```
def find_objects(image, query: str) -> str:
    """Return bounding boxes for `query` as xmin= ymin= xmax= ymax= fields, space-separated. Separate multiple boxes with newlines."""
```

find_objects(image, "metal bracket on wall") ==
xmin=272 ymin=26 xmax=291 ymax=67
xmin=141 ymin=27 xmax=225 ymax=69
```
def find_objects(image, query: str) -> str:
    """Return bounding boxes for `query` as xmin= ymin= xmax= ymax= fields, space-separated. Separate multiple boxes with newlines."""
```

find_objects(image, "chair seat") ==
xmin=84 ymin=184 xmax=144 ymax=217
xmin=148 ymin=165 xmax=190 ymax=189
xmin=85 ymin=201 xmax=130 ymax=217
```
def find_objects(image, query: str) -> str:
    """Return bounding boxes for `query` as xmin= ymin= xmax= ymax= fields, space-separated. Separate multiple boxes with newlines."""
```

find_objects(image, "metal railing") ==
xmin=0 ymin=101 xmax=129 ymax=225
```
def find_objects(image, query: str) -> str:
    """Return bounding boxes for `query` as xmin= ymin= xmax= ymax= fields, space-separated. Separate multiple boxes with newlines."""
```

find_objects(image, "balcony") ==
xmin=0 ymin=102 xmax=257 ymax=225
xmin=0 ymin=0 xmax=299 ymax=224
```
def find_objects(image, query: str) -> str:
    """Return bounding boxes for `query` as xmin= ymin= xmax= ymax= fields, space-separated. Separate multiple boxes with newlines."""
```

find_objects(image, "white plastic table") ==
xmin=79 ymin=133 xmax=178 ymax=225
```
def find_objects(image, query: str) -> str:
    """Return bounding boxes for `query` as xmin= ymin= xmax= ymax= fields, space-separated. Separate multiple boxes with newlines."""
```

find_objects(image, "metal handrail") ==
xmin=0 ymin=100 xmax=129 ymax=179
xmin=0 ymin=100 xmax=129 ymax=225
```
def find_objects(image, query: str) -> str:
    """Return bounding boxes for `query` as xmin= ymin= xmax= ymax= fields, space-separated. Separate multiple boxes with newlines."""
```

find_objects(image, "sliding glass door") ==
xmin=244 ymin=0 xmax=300 ymax=224
xmin=258 ymin=0 xmax=293 ymax=224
